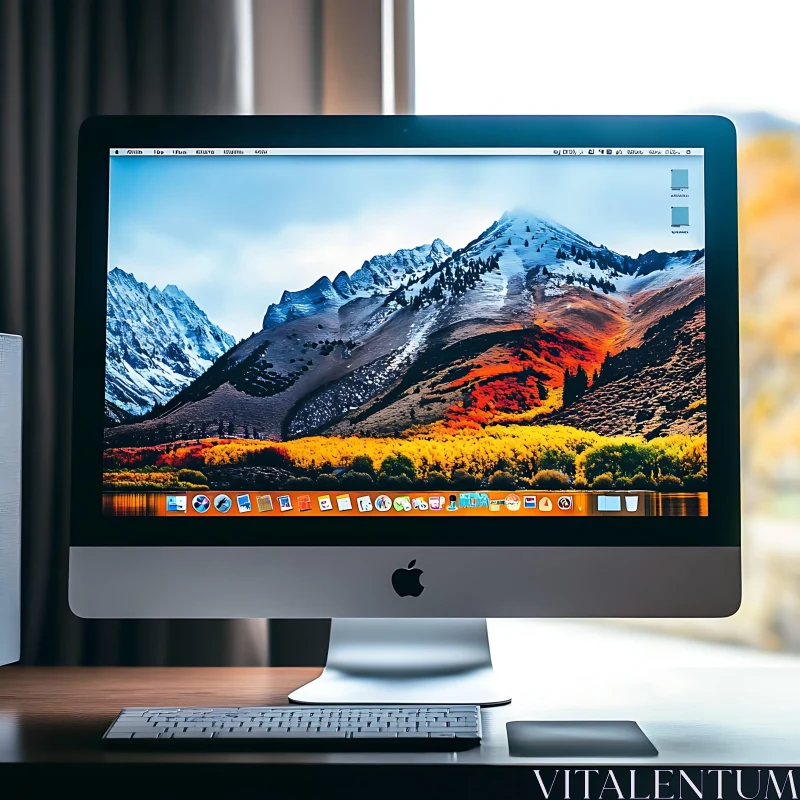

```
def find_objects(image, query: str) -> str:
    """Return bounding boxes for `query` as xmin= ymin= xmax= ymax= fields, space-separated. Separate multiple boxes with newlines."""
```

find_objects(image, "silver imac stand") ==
xmin=288 ymin=618 xmax=511 ymax=706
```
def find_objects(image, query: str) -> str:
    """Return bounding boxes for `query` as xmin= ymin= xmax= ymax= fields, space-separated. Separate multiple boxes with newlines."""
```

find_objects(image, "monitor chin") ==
xmin=69 ymin=545 xmax=741 ymax=619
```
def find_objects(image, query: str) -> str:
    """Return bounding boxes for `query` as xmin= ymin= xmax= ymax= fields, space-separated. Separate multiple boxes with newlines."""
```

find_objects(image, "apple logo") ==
xmin=391 ymin=559 xmax=425 ymax=597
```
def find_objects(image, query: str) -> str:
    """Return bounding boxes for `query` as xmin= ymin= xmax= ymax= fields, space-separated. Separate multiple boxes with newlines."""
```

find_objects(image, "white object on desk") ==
xmin=0 ymin=334 xmax=21 ymax=666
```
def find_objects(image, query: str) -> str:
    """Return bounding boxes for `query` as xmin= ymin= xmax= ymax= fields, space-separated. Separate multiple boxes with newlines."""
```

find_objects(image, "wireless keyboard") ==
xmin=103 ymin=705 xmax=482 ymax=750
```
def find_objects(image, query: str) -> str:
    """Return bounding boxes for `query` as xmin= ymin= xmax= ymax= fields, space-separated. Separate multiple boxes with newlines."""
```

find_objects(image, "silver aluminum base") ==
xmin=288 ymin=618 xmax=511 ymax=706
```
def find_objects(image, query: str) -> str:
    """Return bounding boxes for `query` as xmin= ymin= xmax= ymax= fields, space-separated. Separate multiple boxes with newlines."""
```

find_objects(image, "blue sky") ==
xmin=108 ymin=154 xmax=705 ymax=341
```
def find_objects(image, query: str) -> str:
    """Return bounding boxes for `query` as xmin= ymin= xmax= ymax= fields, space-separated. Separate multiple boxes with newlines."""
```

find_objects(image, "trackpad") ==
xmin=507 ymin=721 xmax=657 ymax=757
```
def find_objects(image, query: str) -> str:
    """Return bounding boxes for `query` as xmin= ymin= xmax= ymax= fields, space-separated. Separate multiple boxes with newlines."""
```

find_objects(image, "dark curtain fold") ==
xmin=0 ymin=0 xmax=267 ymax=665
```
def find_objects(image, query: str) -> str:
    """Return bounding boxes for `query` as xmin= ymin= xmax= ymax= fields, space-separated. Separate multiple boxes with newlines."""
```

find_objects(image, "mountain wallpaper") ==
xmin=105 ymin=267 xmax=235 ymax=424
xmin=103 ymin=206 xmax=708 ymax=496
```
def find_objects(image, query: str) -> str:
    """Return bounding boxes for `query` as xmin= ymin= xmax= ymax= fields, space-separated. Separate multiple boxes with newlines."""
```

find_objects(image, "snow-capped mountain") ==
xmin=391 ymin=210 xmax=702 ymax=308
xmin=105 ymin=267 xmax=236 ymax=418
xmin=105 ymin=211 xmax=706 ymax=445
xmin=262 ymin=239 xmax=452 ymax=328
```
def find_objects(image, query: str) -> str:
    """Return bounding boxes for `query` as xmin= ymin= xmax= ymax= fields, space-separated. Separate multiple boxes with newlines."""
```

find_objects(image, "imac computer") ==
xmin=70 ymin=116 xmax=740 ymax=705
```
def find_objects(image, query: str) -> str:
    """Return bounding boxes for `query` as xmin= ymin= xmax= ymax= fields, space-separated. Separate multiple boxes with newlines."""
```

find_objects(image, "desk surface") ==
xmin=1 ymin=621 xmax=800 ymax=769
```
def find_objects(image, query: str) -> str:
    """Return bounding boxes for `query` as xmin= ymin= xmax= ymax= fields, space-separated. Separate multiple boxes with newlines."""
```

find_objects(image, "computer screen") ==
xmin=102 ymin=146 xmax=707 ymax=521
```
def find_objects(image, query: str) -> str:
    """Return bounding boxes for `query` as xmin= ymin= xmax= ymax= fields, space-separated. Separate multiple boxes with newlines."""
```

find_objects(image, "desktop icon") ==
xmin=475 ymin=492 xmax=489 ymax=508
xmin=393 ymin=496 xmax=412 ymax=512
xmin=192 ymin=494 xmax=211 ymax=514
xmin=671 ymin=168 xmax=689 ymax=190
xmin=447 ymin=494 xmax=458 ymax=511
xmin=671 ymin=206 xmax=690 ymax=227
xmin=237 ymin=494 xmax=252 ymax=513
xmin=523 ymin=495 xmax=537 ymax=509
xmin=297 ymin=494 xmax=312 ymax=512
xmin=318 ymin=495 xmax=333 ymax=512
xmin=213 ymin=494 xmax=232 ymax=513
xmin=557 ymin=496 xmax=573 ymax=511
xmin=357 ymin=495 xmax=373 ymax=512
xmin=166 ymin=495 xmax=187 ymax=513
xmin=625 ymin=495 xmax=640 ymax=512
xmin=539 ymin=496 xmax=553 ymax=512
xmin=336 ymin=494 xmax=353 ymax=511
xmin=505 ymin=494 xmax=521 ymax=512
xmin=391 ymin=559 xmax=424 ymax=598
xmin=375 ymin=495 xmax=392 ymax=512
xmin=459 ymin=493 xmax=472 ymax=508
xmin=489 ymin=498 xmax=505 ymax=512
xmin=278 ymin=495 xmax=293 ymax=512
xmin=598 ymin=495 xmax=622 ymax=512
xmin=256 ymin=494 xmax=273 ymax=512
xmin=429 ymin=495 xmax=445 ymax=511
xmin=412 ymin=497 xmax=429 ymax=511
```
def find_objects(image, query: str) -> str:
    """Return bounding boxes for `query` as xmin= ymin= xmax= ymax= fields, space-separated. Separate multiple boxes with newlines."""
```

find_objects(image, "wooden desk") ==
xmin=2 ymin=621 xmax=800 ymax=795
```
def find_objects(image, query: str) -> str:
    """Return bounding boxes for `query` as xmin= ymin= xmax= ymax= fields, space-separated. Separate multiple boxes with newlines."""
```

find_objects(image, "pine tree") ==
xmin=524 ymin=239 xmax=529 ymax=247
xmin=562 ymin=368 xmax=573 ymax=407
xmin=571 ymin=243 xmax=576 ymax=257
xmin=507 ymin=237 xmax=512 ymax=246
xmin=597 ymin=351 xmax=612 ymax=385
xmin=542 ymin=266 xmax=550 ymax=277
xmin=577 ymin=365 xmax=588 ymax=394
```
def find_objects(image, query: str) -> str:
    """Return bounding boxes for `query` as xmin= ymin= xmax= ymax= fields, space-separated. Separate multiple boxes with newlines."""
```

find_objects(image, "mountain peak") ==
xmin=333 ymin=270 xmax=354 ymax=296
xmin=163 ymin=283 xmax=189 ymax=301
xmin=105 ymin=268 xmax=235 ymax=417
xmin=109 ymin=266 xmax=139 ymax=286
xmin=429 ymin=238 xmax=452 ymax=262
xmin=262 ymin=238 xmax=452 ymax=329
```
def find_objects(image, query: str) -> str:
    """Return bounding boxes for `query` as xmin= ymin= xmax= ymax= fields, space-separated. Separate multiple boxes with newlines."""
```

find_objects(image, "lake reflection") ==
xmin=102 ymin=493 xmax=159 ymax=516
xmin=645 ymin=492 xmax=708 ymax=516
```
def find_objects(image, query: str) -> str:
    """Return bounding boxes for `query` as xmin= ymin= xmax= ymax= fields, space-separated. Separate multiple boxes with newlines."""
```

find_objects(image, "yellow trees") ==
xmin=148 ymin=426 xmax=707 ymax=484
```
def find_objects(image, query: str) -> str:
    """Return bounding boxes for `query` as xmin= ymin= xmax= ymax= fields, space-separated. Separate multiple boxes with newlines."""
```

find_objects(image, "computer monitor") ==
xmin=70 ymin=116 xmax=740 ymax=704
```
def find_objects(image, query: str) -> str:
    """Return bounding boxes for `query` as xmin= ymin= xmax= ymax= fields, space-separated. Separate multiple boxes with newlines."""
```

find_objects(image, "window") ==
xmin=415 ymin=0 xmax=800 ymax=122
xmin=416 ymin=0 xmax=800 ymax=654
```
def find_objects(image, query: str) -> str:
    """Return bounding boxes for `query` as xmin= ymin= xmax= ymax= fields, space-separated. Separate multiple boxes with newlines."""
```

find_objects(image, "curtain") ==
xmin=0 ymin=0 xmax=266 ymax=665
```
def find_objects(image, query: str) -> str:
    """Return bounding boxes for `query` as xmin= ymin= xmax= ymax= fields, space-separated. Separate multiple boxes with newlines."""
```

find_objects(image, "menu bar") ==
xmin=110 ymin=147 xmax=703 ymax=157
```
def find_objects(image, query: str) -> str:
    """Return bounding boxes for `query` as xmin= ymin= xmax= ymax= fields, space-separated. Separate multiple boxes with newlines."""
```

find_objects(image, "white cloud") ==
xmin=112 ymin=193 xmax=502 ymax=341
